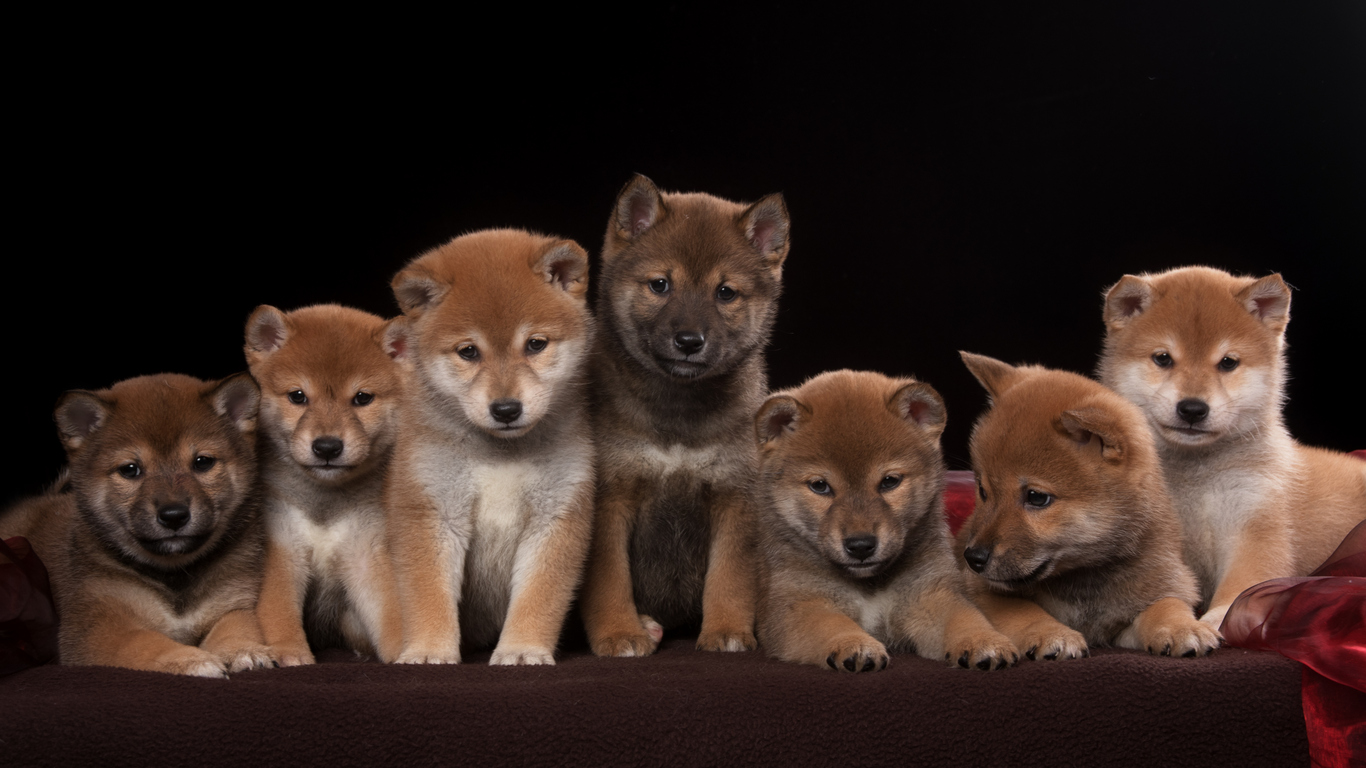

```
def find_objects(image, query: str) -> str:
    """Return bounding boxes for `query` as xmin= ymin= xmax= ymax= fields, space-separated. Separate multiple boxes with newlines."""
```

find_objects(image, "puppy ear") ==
xmin=738 ymin=193 xmax=791 ymax=271
xmin=611 ymin=174 xmax=665 ymax=243
xmin=1057 ymin=408 xmax=1125 ymax=463
xmin=888 ymin=381 xmax=946 ymax=439
xmin=381 ymin=316 xmax=413 ymax=365
xmin=1103 ymin=275 xmax=1153 ymax=330
xmin=208 ymin=373 xmax=261 ymax=434
xmin=1236 ymin=274 xmax=1291 ymax=332
xmin=54 ymin=391 xmax=111 ymax=452
xmin=755 ymin=395 xmax=805 ymax=446
xmin=960 ymin=352 xmax=1022 ymax=400
xmin=535 ymin=241 xmax=590 ymax=299
xmin=392 ymin=265 xmax=448 ymax=316
xmin=244 ymin=305 xmax=289 ymax=364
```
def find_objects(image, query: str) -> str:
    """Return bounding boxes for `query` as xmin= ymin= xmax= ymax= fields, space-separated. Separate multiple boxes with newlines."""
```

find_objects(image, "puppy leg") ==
xmin=901 ymin=584 xmax=1018 ymax=671
xmin=697 ymin=491 xmax=758 ymax=652
xmin=256 ymin=537 xmax=314 ymax=666
xmin=1201 ymin=520 xmax=1295 ymax=630
xmin=771 ymin=597 xmax=888 ymax=672
xmin=201 ymin=608 xmax=277 ymax=673
xmin=78 ymin=604 xmax=227 ymax=678
xmin=1118 ymin=596 xmax=1220 ymax=657
xmin=491 ymin=489 xmax=594 ymax=665
xmin=345 ymin=528 xmax=406 ymax=663
xmin=971 ymin=589 xmax=1087 ymax=661
xmin=389 ymin=481 xmax=464 ymax=664
xmin=582 ymin=483 xmax=660 ymax=657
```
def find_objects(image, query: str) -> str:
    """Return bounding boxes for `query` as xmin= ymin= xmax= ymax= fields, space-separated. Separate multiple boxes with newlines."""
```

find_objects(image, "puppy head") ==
xmin=391 ymin=229 xmax=592 ymax=438
xmin=54 ymin=373 xmax=260 ymax=570
xmin=1098 ymin=266 xmax=1290 ymax=450
xmin=245 ymin=304 xmax=405 ymax=484
xmin=599 ymin=174 xmax=790 ymax=382
xmin=756 ymin=370 xmax=946 ymax=578
xmin=959 ymin=353 xmax=1160 ymax=590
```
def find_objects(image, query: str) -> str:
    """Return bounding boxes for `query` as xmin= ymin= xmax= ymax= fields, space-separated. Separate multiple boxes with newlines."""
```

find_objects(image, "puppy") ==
xmin=957 ymin=353 xmax=1219 ymax=658
xmin=0 ymin=373 xmax=274 ymax=677
xmin=755 ymin=370 xmax=1017 ymax=672
xmin=1100 ymin=267 xmax=1366 ymax=629
xmin=245 ymin=304 xmax=406 ymax=665
xmin=580 ymin=174 xmax=790 ymax=656
xmin=386 ymin=228 xmax=595 ymax=665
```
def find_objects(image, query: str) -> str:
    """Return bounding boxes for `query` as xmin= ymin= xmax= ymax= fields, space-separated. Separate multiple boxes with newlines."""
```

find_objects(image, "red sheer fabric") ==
xmin=0 ymin=536 xmax=58 ymax=676
xmin=943 ymin=470 xmax=976 ymax=535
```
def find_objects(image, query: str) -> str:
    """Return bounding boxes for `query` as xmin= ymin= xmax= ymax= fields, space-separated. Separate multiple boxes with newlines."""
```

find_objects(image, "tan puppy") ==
xmin=0 ymin=374 xmax=275 ymax=677
xmin=245 ymin=304 xmax=406 ymax=665
xmin=755 ymin=370 xmax=1017 ymax=672
xmin=958 ymin=353 xmax=1218 ymax=658
xmin=1100 ymin=267 xmax=1366 ymax=629
xmin=581 ymin=174 xmax=789 ymax=657
xmin=387 ymin=228 xmax=595 ymax=665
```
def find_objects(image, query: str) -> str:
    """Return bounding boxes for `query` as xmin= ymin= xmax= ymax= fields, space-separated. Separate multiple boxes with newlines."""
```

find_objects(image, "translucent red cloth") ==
xmin=943 ymin=470 xmax=977 ymax=535
xmin=0 ymin=536 xmax=58 ymax=676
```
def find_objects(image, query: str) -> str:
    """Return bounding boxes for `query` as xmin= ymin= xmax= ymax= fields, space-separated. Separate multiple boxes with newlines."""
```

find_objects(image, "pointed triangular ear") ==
xmin=611 ymin=174 xmax=665 ymax=242
xmin=244 ymin=305 xmax=289 ymax=365
xmin=392 ymin=264 xmax=448 ymax=316
xmin=381 ymin=316 xmax=413 ymax=365
xmin=738 ymin=193 xmax=790 ymax=271
xmin=1057 ymin=407 xmax=1126 ymax=463
xmin=535 ymin=241 xmax=590 ymax=299
xmin=960 ymin=352 xmax=1023 ymax=400
xmin=54 ymin=391 xmax=111 ymax=452
xmin=207 ymin=373 xmax=260 ymax=433
xmin=755 ymin=395 xmax=806 ymax=446
xmin=1236 ymin=274 xmax=1291 ymax=332
xmin=1103 ymin=275 xmax=1153 ymax=330
xmin=888 ymin=381 xmax=946 ymax=439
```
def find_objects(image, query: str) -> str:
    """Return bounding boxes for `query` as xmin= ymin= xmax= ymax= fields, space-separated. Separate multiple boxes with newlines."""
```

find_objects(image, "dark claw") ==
xmin=879 ymin=656 xmax=889 ymax=670
xmin=944 ymin=652 xmax=951 ymax=661
xmin=843 ymin=656 xmax=856 ymax=672
xmin=994 ymin=656 xmax=1009 ymax=670
xmin=861 ymin=657 xmax=875 ymax=672
xmin=1161 ymin=644 xmax=1172 ymax=657
xmin=957 ymin=652 xmax=970 ymax=668
xmin=1182 ymin=648 xmax=1197 ymax=658
xmin=975 ymin=657 xmax=991 ymax=670
xmin=1082 ymin=648 xmax=1091 ymax=658
xmin=827 ymin=654 xmax=837 ymax=670
xmin=1044 ymin=650 xmax=1058 ymax=660
xmin=1025 ymin=647 xmax=1037 ymax=660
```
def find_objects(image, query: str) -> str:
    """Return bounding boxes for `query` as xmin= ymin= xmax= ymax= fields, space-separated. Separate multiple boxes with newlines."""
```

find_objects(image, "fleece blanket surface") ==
xmin=0 ymin=641 xmax=1306 ymax=768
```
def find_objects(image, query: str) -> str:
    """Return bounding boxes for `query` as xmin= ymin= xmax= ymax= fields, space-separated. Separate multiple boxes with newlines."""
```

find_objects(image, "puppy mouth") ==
xmin=138 ymin=534 xmax=209 ymax=556
xmin=1158 ymin=423 xmax=1218 ymax=441
xmin=653 ymin=357 xmax=710 ymax=378
xmin=987 ymin=558 xmax=1052 ymax=589
xmin=840 ymin=560 xmax=888 ymax=577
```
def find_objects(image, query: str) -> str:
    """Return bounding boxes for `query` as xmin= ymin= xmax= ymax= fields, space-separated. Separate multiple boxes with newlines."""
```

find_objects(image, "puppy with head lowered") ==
xmin=580 ymin=174 xmax=790 ymax=656
xmin=0 ymin=373 xmax=276 ymax=677
xmin=755 ymin=370 xmax=1017 ymax=672
xmin=386 ymin=228 xmax=595 ymax=665
xmin=1100 ymin=266 xmax=1366 ymax=630
xmin=245 ymin=304 xmax=406 ymax=665
xmin=958 ymin=353 xmax=1218 ymax=659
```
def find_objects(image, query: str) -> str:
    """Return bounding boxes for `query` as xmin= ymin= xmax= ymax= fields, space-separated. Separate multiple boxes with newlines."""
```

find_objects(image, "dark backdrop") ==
xmin=9 ymin=2 xmax=1363 ymax=506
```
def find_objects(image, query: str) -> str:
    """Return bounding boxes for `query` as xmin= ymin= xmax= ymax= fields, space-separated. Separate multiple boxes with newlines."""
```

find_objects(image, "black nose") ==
xmin=963 ymin=546 xmax=991 ymax=573
xmin=490 ymin=399 xmax=523 ymax=424
xmin=1176 ymin=399 xmax=1209 ymax=425
xmin=843 ymin=535 xmax=878 ymax=561
xmin=157 ymin=505 xmax=191 ymax=531
xmin=312 ymin=437 xmax=344 ymax=460
xmin=673 ymin=331 xmax=705 ymax=355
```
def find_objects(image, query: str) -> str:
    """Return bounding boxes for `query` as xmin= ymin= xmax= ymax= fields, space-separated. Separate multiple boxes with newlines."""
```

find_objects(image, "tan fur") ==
xmin=386 ymin=229 xmax=595 ymax=665
xmin=0 ymin=374 xmax=274 ymax=677
xmin=754 ymin=370 xmax=1017 ymax=672
xmin=1099 ymin=267 xmax=1366 ymax=628
xmin=957 ymin=354 xmax=1217 ymax=658
xmin=581 ymin=174 xmax=790 ymax=656
xmin=245 ymin=304 xmax=407 ymax=664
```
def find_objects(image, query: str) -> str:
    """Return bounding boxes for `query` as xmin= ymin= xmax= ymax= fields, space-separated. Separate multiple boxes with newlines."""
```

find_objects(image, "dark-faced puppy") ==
xmin=0 ymin=373 xmax=274 ymax=677
xmin=580 ymin=174 xmax=790 ymax=656
xmin=755 ymin=370 xmax=1017 ymax=672
xmin=959 ymin=352 xmax=1218 ymax=658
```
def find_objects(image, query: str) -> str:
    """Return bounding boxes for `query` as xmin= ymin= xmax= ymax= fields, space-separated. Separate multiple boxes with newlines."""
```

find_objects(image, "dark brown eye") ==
xmin=457 ymin=345 xmax=480 ymax=361
xmin=1218 ymin=356 xmax=1240 ymax=372
xmin=716 ymin=285 xmax=737 ymax=302
xmin=526 ymin=338 xmax=548 ymax=354
xmin=808 ymin=479 xmax=832 ymax=495
xmin=649 ymin=278 xmax=670 ymax=295
xmin=193 ymin=456 xmax=216 ymax=472
xmin=1024 ymin=489 xmax=1053 ymax=509
xmin=879 ymin=475 xmax=901 ymax=491
xmin=1152 ymin=353 xmax=1173 ymax=369
xmin=117 ymin=463 xmax=141 ymax=479
xmin=353 ymin=392 xmax=374 ymax=406
xmin=287 ymin=390 xmax=307 ymax=405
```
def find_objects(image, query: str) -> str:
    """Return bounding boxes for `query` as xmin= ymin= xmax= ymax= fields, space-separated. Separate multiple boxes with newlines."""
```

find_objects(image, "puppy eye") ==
xmin=878 ymin=475 xmax=901 ymax=491
xmin=1024 ymin=489 xmax=1053 ymax=509
xmin=1217 ymin=356 xmax=1240 ymax=372
xmin=117 ymin=463 xmax=142 ymax=480
xmin=457 ymin=345 xmax=480 ymax=361
xmin=287 ymin=390 xmax=308 ymax=405
xmin=1151 ymin=353 xmax=1173 ymax=369
xmin=526 ymin=337 xmax=548 ymax=354
xmin=716 ymin=285 xmax=737 ymax=302
xmin=352 ymin=392 xmax=374 ymax=406
xmin=649 ymin=278 xmax=670 ymax=295
xmin=808 ymin=479 xmax=832 ymax=496
xmin=193 ymin=456 xmax=216 ymax=472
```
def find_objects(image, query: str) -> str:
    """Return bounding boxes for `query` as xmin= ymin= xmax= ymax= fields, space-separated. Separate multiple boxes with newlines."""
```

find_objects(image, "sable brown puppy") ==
xmin=580 ymin=174 xmax=790 ymax=656
xmin=1099 ymin=267 xmax=1366 ymax=629
xmin=387 ymin=228 xmax=595 ymax=665
xmin=755 ymin=370 xmax=1017 ymax=672
xmin=246 ymin=304 xmax=406 ymax=665
xmin=0 ymin=373 xmax=274 ymax=677
xmin=957 ymin=353 xmax=1218 ymax=658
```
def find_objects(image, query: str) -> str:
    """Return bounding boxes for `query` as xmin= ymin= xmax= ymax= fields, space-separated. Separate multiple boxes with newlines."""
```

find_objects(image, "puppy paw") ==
xmin=1144 ymin=616 xmax=1222 ymax=658
xmin=1198 ymin=604 xmax=1230 ymax=633
xmin=945 ymin=631 xmax=1018 ymax=671
xmin=395 ymin=646 xmax=461 ymax=664
xmin=1018 ymin=624 xmax=1088 ymax=662
xmin=157 ymin=647 xmax=229 ymax=678
xmin=221 ymin=643 xmax=279 ymax=673
xmin=824 ymin=633 xmax=889 ymax=673
xmin=589 ymin=615 xmax=661 ymax=658
xmin=489 ymin=645 xmax=556 ymax=666
xmin=696 ymin=628 xmax=757 ymax=653
xmin=268 ymin=641 xmax=316 ymax=668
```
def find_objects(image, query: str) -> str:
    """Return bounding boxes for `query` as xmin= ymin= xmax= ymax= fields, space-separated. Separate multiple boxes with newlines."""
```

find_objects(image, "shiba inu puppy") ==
xmin=958 ymin=353 xmax=1218 ymax=658
xmin=245 ymin=304 xmax=406 ymax=665
xmin=754 ymin=370 xmax=1017 ymax=672
xmin=0 ymin=373 xmax=274 ymax=677
xmin=387 ymin=228 xmax=595 ymax=665
xmin=1099 ymin=266 xmax=1366 ymax=629
xmin=580 ymin=174 xmax=790 ymax=656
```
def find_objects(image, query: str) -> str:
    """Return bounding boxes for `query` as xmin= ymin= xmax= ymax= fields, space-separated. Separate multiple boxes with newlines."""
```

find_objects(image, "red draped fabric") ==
xmin=0 ymin=536 xmax=58 ymax=676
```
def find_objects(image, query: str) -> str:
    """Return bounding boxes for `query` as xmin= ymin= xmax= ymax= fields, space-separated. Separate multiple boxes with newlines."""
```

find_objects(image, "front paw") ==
xmin=1018 ymin=624 xmax=1088 ymax=662
xmin=824 ymin=632 xmax=889 ymax=673
xmin=267 ymin=641 xmax=316 ymax=668
xmin=395 ymin=645 xmax=461 ymax=664
xmin=945 ymin=631 xmax=1018 ymax=671
xmin=490 ymin=645 xmax=556 ymax=666
xmin=589 ymin=614 xmax=662 ymax=658
xmin=1198 ymin=604 xmax=1230 ymax=633
xmin=220 ymin=643 xmax=280 ymax=673
xmin=1144 ymin=616 xmax=1221 ymax=658
xmin=696 ymin=628 xmax=756 ymax=653
xmin=157 ymin=646 xmax=229 ymax=678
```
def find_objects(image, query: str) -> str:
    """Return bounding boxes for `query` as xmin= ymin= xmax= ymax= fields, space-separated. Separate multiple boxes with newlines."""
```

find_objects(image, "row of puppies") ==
xmin=5 ymin=175 xmax=1364 ymax=674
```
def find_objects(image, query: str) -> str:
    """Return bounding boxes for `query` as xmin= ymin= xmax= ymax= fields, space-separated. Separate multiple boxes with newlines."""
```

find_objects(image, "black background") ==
xmin=9 ymin=2 xmax=1363 ymax=506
